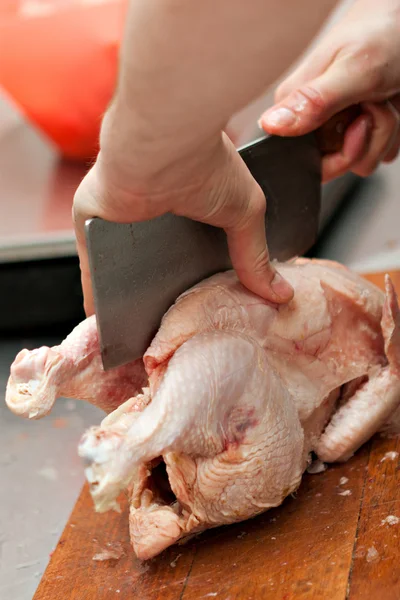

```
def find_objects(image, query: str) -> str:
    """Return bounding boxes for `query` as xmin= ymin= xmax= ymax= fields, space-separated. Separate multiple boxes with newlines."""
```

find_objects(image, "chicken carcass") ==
xmin=6 ymin=258 xmax=400 ymax=560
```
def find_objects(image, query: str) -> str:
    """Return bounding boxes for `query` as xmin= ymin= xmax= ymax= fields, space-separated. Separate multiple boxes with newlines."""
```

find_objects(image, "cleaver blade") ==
xmin=85 ymin=133 xmax=321 ymax=370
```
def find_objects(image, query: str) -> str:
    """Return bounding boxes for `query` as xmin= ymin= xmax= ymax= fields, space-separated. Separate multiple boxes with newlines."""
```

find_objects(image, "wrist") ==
xmin=98 ymin=99 xmax=223 ymax=195
xmin=98 ymin=101 xmax=154 ymax=183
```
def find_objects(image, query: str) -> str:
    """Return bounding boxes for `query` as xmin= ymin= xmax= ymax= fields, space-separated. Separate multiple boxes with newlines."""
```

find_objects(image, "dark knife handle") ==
xmin=237 ymin=132 xmax=321 ymax=261
xmin=316 ymin=105 xmax=363 ymax=154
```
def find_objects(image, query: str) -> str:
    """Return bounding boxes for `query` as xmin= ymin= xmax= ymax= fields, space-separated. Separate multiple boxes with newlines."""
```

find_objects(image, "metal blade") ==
xmin=85 ymin=133 xmax=321 ymax=370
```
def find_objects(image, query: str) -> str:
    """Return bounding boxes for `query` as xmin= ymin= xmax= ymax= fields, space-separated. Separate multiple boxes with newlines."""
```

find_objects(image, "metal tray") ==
xmin=0 ymin=95 xmax=360 ymax=332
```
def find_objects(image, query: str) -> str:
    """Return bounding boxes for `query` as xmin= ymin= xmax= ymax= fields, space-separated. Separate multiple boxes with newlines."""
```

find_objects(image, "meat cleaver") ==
xmin=85 ymin=132 xmax=322 ymax=370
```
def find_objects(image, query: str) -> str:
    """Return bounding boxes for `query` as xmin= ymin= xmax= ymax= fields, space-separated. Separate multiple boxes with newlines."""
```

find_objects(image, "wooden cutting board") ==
xmin=34 ymin=271 xmax=400 ymax=600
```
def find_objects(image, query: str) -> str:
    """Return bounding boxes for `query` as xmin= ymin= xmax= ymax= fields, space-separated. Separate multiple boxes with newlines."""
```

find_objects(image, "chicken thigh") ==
xmin=6 ymin=259 xmax=400 ymax=559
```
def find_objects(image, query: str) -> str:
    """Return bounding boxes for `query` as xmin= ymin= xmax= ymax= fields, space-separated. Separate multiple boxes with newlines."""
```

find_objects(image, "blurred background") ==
xmin=1 ymin=1 xmax=400 ymax=598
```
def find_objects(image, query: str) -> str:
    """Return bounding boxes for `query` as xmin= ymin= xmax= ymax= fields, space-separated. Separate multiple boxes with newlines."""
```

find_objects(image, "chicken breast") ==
xmin=6 ymin=258 xmax=400 ymax=559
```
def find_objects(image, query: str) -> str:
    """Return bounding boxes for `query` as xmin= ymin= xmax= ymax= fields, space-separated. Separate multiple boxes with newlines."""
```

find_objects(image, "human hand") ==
xmin=73 ymin=129 xmax=294 ymax=317
xmin=260 ymin=0 xmax=400 ymax=182
xmin=72 ymin=0 xmax=341 ymax=316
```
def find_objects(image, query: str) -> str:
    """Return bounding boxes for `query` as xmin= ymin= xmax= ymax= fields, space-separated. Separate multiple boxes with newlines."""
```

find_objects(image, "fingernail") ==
xmin=271 ymin=271 xmax=294 ymax=300
xmin=262 ymin=107 xmax=297 ymax=129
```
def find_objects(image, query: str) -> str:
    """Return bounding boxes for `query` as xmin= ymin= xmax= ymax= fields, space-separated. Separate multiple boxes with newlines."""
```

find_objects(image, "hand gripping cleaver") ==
xmin=85 ymin=132 xmax=321 ymax=370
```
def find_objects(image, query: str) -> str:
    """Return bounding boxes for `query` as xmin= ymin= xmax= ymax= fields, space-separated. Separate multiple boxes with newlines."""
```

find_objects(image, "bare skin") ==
xmin=73 ymin=0 xmax=400 ymax=318
xmin=73 ymin=0 xmax=338 ymax=314
xmin=262 ymin=0 xmax=400 ymax=180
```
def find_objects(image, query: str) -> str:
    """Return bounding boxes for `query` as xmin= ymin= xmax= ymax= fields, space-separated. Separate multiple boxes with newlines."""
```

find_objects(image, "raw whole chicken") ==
xmin=6 ymin=258 xmax=400 ymax=560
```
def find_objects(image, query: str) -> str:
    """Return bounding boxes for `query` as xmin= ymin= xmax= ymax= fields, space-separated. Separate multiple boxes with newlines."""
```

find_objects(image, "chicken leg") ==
xmin=79 ymin=331 xmax=305 ymax=525
xmin=6 ymin=316 xmax=146 ymax=418
xmin=316 ymin=276 xmax=400 ymax=462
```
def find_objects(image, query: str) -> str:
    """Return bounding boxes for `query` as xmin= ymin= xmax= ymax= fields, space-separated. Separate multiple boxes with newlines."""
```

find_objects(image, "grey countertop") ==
xmin=0 ymin=336 xmax=103 ymax=599
xmin=316 ymin=165 xmax=400 ymax=272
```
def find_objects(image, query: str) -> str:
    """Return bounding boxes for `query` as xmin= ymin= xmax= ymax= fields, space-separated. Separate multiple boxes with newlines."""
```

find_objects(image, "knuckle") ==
xmin=387 ymin=143 xmax=400 ymax=161
xmin=352 ymin=162 xmax=376 ymax=178
xmin=323 ymin=165 xmax=346 ymax=183
xmin=251 ymin=187 xmax=267 ymax=218
xmin=346 ymin=42 xmax=388 ymax=94
xmin=322 ymin=153 xmax=354 ymax=182
xmin=297 ymin=86 xmax=326 ymax=112
xmin=251 ymin=248 xmax=271 ymax=276
xmin=72 ymin=188 xmax=88 ymax=229
xmin=377 ymin=103 xmax=400 ymax=131
xmin=72 ymin=181 xmax=84 ymax=209
xmin=200 ymin=181 xmax=234 ymax=226
xmin=236 ymin=187 xmax=266 ymax=231
xmin=275 ymin=81 xmax=291 ymax=103
xmin=286 ymin=86 xmax=327 ymax=120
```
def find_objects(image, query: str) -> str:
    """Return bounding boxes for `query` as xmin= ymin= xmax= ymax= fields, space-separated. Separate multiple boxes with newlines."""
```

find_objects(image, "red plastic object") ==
xmin=0 ymin=1 xmax=128 ymax=161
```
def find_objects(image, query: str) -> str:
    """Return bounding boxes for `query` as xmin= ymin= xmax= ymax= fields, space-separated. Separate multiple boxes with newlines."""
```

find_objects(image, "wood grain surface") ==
xmin=34 ymin=271 xmax=400 ymax=600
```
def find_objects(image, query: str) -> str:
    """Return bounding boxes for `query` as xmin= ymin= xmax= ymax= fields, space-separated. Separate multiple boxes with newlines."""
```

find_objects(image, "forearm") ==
xmin=100 ymin=0 xmax=338 ymax=184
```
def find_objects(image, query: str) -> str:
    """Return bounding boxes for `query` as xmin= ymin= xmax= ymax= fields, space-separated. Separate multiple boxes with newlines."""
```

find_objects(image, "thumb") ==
xmin=260 ymin=56 xmax=370 ymax=137
xmin=224 ymin=186 xmax=294 ymax=304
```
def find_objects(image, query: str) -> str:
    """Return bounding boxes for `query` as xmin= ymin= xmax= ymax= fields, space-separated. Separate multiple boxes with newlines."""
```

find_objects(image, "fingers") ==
xmin=273 ymin=42 xmax=333 ymax=105
xmin=382 ymin=95 xmax=400 ymax=163
xmin=321 ymin=114 xmax=372 ymax=182
xmin=260 ymin=54 xmax=385 ymax=138
xmin=224 ymin=186 xmax=294 ymax=304
xmin=349 ymin=100 xmax=400 ymax=177
xmin=315 ymin=105 xmax=363 ymax=155
xmin=72 ymin=168 xmax=100 ymax=317
xmin=383 ymin=138 xmax=400 ymax=163
xmin=173 ymin=136 xmax=294 ymax=304
xmin=320 ymin=100 xmax=400 ymax=181
xmin=74 ymin=136 xmax=295 ymax=310
xmin=260 ymin=44 xmax=400 ymax=179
